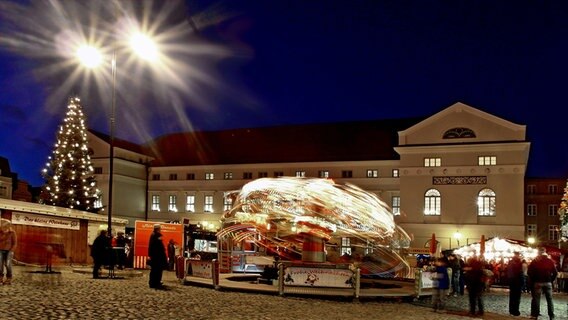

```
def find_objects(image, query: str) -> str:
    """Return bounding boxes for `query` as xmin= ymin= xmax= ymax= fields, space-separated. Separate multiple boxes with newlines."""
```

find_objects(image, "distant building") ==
xmin=524 ymin=178 xmax=564 ymax=247
xmin=0 ymin=156 xmax=13 ymax=199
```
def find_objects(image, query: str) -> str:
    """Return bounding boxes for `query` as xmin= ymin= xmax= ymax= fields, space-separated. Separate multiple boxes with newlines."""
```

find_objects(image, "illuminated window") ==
xmin=478 ymin=156 xmax=496 ymax=166
xmin=424 ymin=158 xmax=441 ymax=167
xmin=527 ymin=224 xmax=537 ymax=236
xmin=94 ymin=196 xmax=103 ymax=209
xmin=549 ymin=225 xmax=559 ymax=241
xmin=392 ymin=196 xmax=400 ymax=215
xmin=295 ymin=171 xmax=306 ymax=177
xmin=341 ymin=237 xmax=351 ymax=255
xmin=205 ymin=173 xmax=214 ymax=180
xmin=392 ymin=169 xmax=399 ymax=178
xmin=224 ymin=172 xmax=233 ymax=180
xmin=366 ymin=169 xmax=378 ymax=178
xmin=224 ymin=197 xmax=233 ymax=211
xmin=168 ymin=195 xmax=177 ymax=212
xmin=527 ymin=204 xmax=537 ymax=216
xmin=319 ymin=170 xmax=329 ymax=178
xmin=151 ymin=195 xmax=160 ymax=211
xmin=186 ymin=195 xmax=195 ymax=212
xmin=204 ymin=195 xmax=214 ymax=213
xmin=549 ymin=204 xmax=558 ymax=216
xmin=424 ymin=189 xmax=441 ymax=215
xmin=274 ymin=171 xmax=284 ymax=177
xmin=477 ymin=188 xmax=496 ymax=216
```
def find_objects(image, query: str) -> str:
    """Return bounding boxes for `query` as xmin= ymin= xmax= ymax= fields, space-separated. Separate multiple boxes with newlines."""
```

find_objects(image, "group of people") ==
xmin=90 ymin=230 xmax=132 ymax=279
xmin=431 ymin=247 xmax=558 ymax=319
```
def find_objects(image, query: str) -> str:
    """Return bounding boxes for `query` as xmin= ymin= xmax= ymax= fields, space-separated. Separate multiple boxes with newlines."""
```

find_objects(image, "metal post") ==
xmin=278 ymin=263 xmax=284 ymax=296
xmin=107 ymin=51 xmax=116 ymax=236
xmin=354 ymin=268 xmax=361 ymax=299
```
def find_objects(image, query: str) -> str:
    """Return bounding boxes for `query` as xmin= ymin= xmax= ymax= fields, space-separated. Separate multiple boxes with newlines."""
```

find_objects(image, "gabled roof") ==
xmin=89 ymin=130 xmax=153 ymax=156
xmin=145 ymin=118 xmax=423 ymax=166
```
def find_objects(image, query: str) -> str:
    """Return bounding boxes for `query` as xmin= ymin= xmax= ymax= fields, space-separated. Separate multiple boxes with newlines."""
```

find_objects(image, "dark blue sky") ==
xmin=1 ymin=0 xmax=568 ymax=186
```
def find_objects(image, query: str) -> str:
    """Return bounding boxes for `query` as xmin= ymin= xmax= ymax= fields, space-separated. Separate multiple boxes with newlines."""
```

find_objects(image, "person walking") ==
xmin=0 ymin=219 xmax=17 ymax=285
xmin=528 ymin=247 xmax=557 ymax=320
xmin=507 ymin=251 xmax=523 ymax=316
xmin=91 ymin=229 xmax=109 ymax=279
xmin=464 ymin=255 xmax=485 ymax=317
xmin=148 ymin=224 xmax=168 ymax=289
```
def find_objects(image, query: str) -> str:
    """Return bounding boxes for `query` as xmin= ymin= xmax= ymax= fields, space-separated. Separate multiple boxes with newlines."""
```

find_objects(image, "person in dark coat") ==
xmin=432 ymin=257 xmax=450 ymax=312
xmin=464 ymin=255 xmax=485 ymax=316
xmin=507 ymin=251 xmax=523 ymax=316
xmin=115 ymin=232 xmax=127 ymax=270
xmin=148 ymin=224 xmax=168 ymax=289
xmin=91 ymin=229 xmax=108 ymax=279
xmin=528 ymin=247 xmax=557 ymax=319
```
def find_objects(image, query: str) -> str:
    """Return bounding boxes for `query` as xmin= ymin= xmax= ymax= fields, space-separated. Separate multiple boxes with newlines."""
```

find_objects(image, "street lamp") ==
xmin=76 ymin=32 xmax=159 ymax=235
xmin=453 ymin=231 xmax=462 ymax=248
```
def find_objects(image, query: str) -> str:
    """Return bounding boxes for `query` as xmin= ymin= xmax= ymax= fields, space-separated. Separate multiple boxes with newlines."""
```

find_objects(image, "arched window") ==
xmin=424 ymin=189 xmax=441 ymax=216
xmin=477 ymin=188 xmax=496 ymax=216
xmin=443 ymin=127 xmax=476 ymax=139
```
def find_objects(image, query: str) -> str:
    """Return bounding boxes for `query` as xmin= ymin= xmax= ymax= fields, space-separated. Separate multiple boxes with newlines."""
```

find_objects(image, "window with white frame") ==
xmin=169 ymin=173 xmax=177 ymax=180
xmin=186 ymin=195 xmax=195 ymax=212
xmin=341 ymin=237 xmax=351 ymax=255
xmin=258 ymin=172 xmax=268 ymax=178
xmin=342 ymin=170 xmax=353 ymax=178
xmin=549 ymin=225 xmax=559 ymax=241
xmin=187 ymin=173 xmax=195 ymax=180
xmin=392 ymin=196 xmax=400 ymax=215
xmin=392 ymin=169 xmax=399 ymax=178
xmin=527 ymin=204 xmax=537 ymax=216
xmin=224 ymin=172 xmax=233 ymax=180
xmin=295 ymin=171 xmax=306 ymax=177
xmin=152 ymin=174 xmax=160 ymax=181
xmin=526 ymin=185 xmax=536 ymax=194
xmin=224 ymin=197 xmax=233 ymax=211
xmin=243 ymin=172 xmax=253 ymax=179
xmin=527 ymin=224 xmax=537 ymax=236
xmin=205 ymin=172 xmax=214 ymax=180
xmin=168 ymin=195 xmax=177 ymax=212
xmin=548 ymin=184 xmax=558 ymax=194
xmin=319 ymin=170 xmax=329 ymax=178
xmin=549 ymin=204 xmax=558 ymax=216
xmin=424 ymin=157 xmax=441 ymax=167
xmin=424 ymin=189 xmax=441 ymax=216
xmin=204 ymin=195 xmax=214 ymax=213
xmin=151 ymin=195 xmax=160 ymax=211
xmin=477 ymin=188 xmax=496 ymax=216
xmin=478 ymin=156 xmax=497 ymax=166
xmin=94 ymin=196 xmax=103 ymax=209
xmin=366 ymin=169 xmax=378 ymax=178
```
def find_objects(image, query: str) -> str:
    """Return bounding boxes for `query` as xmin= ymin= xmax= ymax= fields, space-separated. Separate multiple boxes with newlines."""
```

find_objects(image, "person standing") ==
xmin=432 ymin=257 xmax=450 ymax=312
xmin=167 ymin=239 xmax=176 ymax=271
xmin=464 ymin=255 xmax=485 ymax=316
xmin=148 ymin=224 xmax=168 ymax=289
xmin=528 ymin=247 xmax=557 ymax=320
xmin=0 ymin=219 xmax=17 ymax=285
xmin=507 ymin=251 xmax=523 ymax=316
xmin=91 ymin=229 xmax=109 ymax=279
xmin=448 ymin=254 xmax=462 ymax=296
xmin=115 ymin=232 xmax=126 ymax=270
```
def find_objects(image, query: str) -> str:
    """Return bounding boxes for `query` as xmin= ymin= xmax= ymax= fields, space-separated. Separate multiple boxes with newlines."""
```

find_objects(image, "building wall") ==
xmin=524 ymin=178 xmax=565 ymax=247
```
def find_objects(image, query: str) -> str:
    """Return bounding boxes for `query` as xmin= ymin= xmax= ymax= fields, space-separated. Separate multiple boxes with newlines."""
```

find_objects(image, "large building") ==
xmin=88 ymin=102 xmax=530 ymax=251
xmin=524 ymin=178 xmax=565 ymax=247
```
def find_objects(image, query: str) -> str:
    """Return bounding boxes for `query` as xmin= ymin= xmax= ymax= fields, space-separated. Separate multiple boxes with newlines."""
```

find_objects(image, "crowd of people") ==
xmin=428 ymin=247 xmax=558 ymax=319
xmin=90 ymin=230 xmax=134 ymax=279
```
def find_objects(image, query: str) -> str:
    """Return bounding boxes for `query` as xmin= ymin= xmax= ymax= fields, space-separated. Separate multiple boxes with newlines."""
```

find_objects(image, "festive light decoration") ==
xmin=559 ymin=179 xmax=568 ymax=241
xmin=220 ymin=177 xmax=410 ymax=275
xmin=41 ymin=97 xmax=100 ymax=212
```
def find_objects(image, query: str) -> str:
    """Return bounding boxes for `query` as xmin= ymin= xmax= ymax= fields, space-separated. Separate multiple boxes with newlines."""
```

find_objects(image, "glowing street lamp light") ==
xmin=453 ymin=231 xmax=462 ymax=248
xmin=76 ymin=32 xmax=158 ymax=236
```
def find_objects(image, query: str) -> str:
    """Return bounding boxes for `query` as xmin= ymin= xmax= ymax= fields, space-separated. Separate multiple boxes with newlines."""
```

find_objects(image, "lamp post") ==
xmin=76 ymin=33 xmax=158 ymax=235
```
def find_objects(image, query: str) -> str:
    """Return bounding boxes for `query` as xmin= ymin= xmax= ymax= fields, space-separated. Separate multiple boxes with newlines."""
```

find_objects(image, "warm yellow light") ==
xmin=527 ymin=237 xmax=536 ymax=244
xmin=453 ymin=231 xmax=462 ymax=240
xmin=129 ymin=33 xmax=158 ymax=62
xmin=76 ymin=45 xmax=103 ymax=68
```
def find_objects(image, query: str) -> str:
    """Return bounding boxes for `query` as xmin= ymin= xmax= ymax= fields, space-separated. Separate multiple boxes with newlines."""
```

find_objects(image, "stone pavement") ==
xmin=1 ymin=265 xmax=568 ymax=320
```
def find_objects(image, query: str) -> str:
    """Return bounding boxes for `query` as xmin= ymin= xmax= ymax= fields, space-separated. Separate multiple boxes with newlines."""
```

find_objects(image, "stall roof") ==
xmin=453 ymin=237 xmax=565 ymax=261
xmin=0 ymin=198 xmax=128 ymax=224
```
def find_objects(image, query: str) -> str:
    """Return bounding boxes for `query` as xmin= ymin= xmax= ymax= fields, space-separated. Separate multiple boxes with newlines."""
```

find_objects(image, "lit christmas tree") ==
xmin=559 ymin=179 xmax=568 ymax=241
xmin=41 ymin=96 xmax=100 ymax=212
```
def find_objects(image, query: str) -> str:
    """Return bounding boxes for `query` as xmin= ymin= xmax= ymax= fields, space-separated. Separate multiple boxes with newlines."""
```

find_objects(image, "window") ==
xmin=243 ymin=172 xmax=253 ymax=179
xmin=204 ymin=195 xmax=214 ymax=213
xmin=94 ymin=167 xmax=103 ymax=174
xmin=187 ymin=173 xmax=195 ymax=180
xmin=366 ymin=169 xmax=378 ymax=178
xmin=526 ymin=185 xmax=536 ymax=194
xmin=443 ymin=127 xmax=476 ymax=139
xmin=477 ymin=188 xmax=496 ymax=216
xmin=224 ymin=197 xmax=233 ymax=211
xmin=295 ymin=171 xmax=306 ymax=178
xmin=478 ymin=156 xmax=497 ymax=166
xmin=527 ymin=224 xmax=537 ymax=237
xmin=224 ymin=172 xmax=233 ymax=180
xmin=152 ymin=174 xmax=160 ymax=181
xmin=340 ymin=237 xmax=351 ymax=255
xmin=169 ymin=173 xmax=177 ymax=181
xmin=424 ymin=158 xmax=441 ymax=167
xmin=549 ymin=225 xmax=559 ymax=241
xmin=186 ymin=195 xmax=195 ymax=212
xmin=392 ymin=169 xmax=399 ymax=178
xmin=341 ymin=170 xmax=353 ymax=178
xmin=527 ymin=204 xmax=537 ymax=216
xmin=168 ymin=195 xmax=177 ymax=212
xmin=424 ymin=189 xmax=441 ymax=216
xmin=548 ymin=185 xmax=558 ymax=194
xmin=151 ymin=195 xmax=160 ymax=211
xmin=392 ymin=196 xmax=400 ymax=216
xmin=205 ymin=173 xmax=214 ymax=180
xmin=318 ymin=170 xmax=329 ymax=178
xmin=94 ymin=196 xmax=103 ymax=209
xmin=258 ymin=172 xmax=268 ymax=178
xmin=274 ymin=171 xmax=284 ymax=177
xmin=549 ymin=204 xmax=558 ymax=216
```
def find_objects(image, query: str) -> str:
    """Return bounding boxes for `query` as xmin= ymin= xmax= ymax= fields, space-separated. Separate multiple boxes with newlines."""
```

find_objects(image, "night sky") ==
xmin=1 ymin=0 xmax=567 ymax=187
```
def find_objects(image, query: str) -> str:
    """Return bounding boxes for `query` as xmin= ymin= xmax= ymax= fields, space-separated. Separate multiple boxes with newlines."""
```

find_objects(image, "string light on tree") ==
xmin=558 ymin=179 xmax=568 ymax=241
xmin=41 ymin=96 xmax=100 ymax=212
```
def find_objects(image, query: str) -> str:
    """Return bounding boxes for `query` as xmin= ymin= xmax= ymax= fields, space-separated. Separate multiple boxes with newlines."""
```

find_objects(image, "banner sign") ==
xmin=421 ymin=271 xmax=436 ymax=289
xmin=188 ymin=260 xmax=213 ymax=279
xmin=133 ymin=221 xmax=183 ymax=268
xmin=283 ymin=266 xmax=353 ymax=288
xmin=12 ymin=211 xmax=80 ymax=230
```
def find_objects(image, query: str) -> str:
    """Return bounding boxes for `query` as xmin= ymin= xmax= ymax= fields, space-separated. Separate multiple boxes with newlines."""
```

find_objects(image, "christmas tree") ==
xmin=559 ymin=179 xmax=568 ymax=241
xmin=41 ymin=96 xmax=100 ymax=212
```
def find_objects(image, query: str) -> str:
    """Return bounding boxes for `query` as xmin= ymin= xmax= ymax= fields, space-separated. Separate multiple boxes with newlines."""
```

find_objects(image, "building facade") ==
xmin=524 ymin=178 xmax=565 ymax=248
